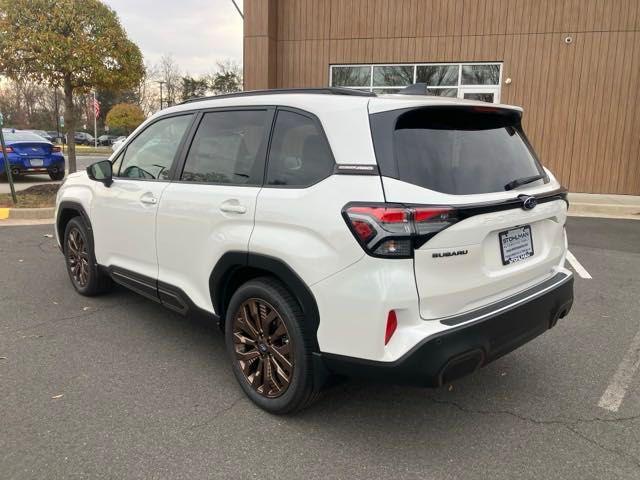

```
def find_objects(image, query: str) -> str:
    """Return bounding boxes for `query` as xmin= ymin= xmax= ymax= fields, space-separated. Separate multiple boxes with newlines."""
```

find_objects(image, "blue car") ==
xmin=1 ymin=130 xmax=65 ymax=180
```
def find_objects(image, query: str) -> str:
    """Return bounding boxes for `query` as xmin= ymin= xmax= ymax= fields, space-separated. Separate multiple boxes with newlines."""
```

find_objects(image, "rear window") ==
xmin=370 ymin=106 xmax=546 ymax=195
xmin=3 ymin=132 xmax=49 ymax=142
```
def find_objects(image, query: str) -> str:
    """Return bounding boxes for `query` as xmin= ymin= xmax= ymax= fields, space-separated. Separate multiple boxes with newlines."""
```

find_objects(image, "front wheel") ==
xmin=225 ymin=277 xmax=322 ymax=414
xmin=63 ymin=217 xmax=112 ymax=296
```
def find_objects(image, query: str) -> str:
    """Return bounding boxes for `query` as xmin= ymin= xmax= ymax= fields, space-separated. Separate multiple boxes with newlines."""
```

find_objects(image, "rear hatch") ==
xmin=369 ymin=103 xmax=568 ymax=320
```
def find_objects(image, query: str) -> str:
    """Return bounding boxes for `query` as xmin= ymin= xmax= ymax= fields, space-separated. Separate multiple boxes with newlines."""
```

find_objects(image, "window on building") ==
xmin=330 ymin=62 xmax=502 ymax=103
xmin=266 ymin=110 xmax=334 ymax=187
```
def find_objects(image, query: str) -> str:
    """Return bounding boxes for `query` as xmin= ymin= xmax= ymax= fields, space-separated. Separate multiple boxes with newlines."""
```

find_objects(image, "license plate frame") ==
xmin=499 ymin=225 xmax=534 ymax=265
xmin=29 ymin=159 xmax=44 ymax=167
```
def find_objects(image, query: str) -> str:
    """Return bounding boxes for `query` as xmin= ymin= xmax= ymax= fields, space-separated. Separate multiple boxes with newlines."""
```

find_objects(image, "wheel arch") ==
xmin=56 ymin=201 xmax=93 ymax=250
xmin=210 ymin=251 xmax=321 ymax=351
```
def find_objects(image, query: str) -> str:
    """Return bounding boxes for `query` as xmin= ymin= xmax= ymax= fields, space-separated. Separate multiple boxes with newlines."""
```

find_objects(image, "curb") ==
xmin=0 ymin=204 xmax=638 ymax=222
xmin=0 ymin=207 xmax=55 ymax=220
xmin=568 ymin=203 xmax=640 ymax=219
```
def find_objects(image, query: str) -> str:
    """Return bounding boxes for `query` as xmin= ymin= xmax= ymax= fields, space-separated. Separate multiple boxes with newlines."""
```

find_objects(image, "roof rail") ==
xmin=179 ymin=87 xmax=376 ymax=104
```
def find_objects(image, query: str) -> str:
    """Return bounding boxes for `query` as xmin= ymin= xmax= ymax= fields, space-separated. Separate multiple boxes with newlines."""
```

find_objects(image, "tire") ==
xmin=225 ymin=277 xmax=322 ymax=414
xmin=63 ymin=216 xmax=112 ymax=296
xmin=49 ymin=170 xmax=65 ymax=181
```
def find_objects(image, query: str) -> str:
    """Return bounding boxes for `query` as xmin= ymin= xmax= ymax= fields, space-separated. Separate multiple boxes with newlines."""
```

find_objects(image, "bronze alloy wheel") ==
xmin=232 ymin=298 xmax=294 ymax=398
xmin=67 ymin=227 xmax=89 ymax=288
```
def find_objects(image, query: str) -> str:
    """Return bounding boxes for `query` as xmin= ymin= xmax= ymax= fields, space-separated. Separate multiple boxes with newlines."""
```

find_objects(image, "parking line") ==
xmin=566 ymin=250 xmax=592 ymax=279
xmin=598 ymin=328 xmax=640 ymax=412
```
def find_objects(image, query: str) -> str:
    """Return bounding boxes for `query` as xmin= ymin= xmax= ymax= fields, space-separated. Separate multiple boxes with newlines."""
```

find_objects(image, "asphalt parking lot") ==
xmin=1 ymin=217 xmax=639 ymax=479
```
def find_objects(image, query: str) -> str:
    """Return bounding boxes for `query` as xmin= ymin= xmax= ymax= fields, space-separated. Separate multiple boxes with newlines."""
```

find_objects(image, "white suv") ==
xmin=55 ymin=88 xmax=574 ymax=413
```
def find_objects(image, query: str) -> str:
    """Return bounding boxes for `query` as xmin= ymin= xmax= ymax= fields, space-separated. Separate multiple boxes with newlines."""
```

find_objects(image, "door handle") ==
xmin=140 ymin=193 xmax=157 ymax=205
xmin=220 ymin=201 xmax=247 ymax=214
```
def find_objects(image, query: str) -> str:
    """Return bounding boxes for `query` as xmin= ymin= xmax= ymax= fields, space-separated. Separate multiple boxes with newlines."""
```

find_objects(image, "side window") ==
xmin=266 ymin=110 xmax=334 ymax=187
xmin=181 ymin=110 xmax=270 ymax=185
xmin=117 ymin=114 xmax=193 ymax=180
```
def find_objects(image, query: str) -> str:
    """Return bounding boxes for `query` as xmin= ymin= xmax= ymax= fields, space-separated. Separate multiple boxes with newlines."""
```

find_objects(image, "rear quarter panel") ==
xmin=250 ymin=175 xmax=384 ymax=287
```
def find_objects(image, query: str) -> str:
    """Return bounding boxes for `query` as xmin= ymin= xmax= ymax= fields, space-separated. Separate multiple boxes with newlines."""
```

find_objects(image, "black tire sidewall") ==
xmin=225 ymin=279 xmax=313 ymax=414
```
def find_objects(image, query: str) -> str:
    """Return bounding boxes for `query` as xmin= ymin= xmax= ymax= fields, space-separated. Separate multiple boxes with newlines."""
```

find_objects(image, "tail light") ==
xmin=343 ymin=203 xmax=458 ymax=258
xmin=52 ymin=146 xmax=62 ymax=153
xmin=2 ymin=146 xmax=13 ymax=153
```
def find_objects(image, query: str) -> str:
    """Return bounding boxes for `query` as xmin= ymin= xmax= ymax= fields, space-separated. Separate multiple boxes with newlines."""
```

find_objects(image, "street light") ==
xmin=156 ymin=80 xmax=166 ymax=111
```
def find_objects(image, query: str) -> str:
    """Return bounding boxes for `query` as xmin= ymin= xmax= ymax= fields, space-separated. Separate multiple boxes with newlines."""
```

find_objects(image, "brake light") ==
xmin=2 ymin=146 xmax=13 ymax=154
xmin=343 ymin=203 xmax=458 ymax=258
xmin=52 ymin=146 xmax=62 ymax=153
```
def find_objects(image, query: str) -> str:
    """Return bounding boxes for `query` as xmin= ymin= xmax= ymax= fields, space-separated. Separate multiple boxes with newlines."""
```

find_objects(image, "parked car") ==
xmin=73 ymin=132 xmax=95 ymax=145
xmin=98 ymin=134 xmax=117 ymax=146
xmin=111 ymin=136 xmax=126 ymax=152
xmin=23 ymin=129 xmax=54 ymax=142
xmin=55 ymin=87 xmax=574 ymax=413
xmin=47 ymin=131 xmax=66 ymax=144
xmin=1 ymin=130 xmax=65 ymax=180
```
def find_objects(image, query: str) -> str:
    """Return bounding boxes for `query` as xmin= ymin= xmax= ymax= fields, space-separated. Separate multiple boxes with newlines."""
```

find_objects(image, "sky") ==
xmin=103 ymin=0 xmax=244 ymax=76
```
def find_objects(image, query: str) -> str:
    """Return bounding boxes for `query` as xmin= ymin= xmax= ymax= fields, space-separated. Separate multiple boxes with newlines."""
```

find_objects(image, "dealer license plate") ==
xmin=499 ymin=225 xmax=534 ymax=265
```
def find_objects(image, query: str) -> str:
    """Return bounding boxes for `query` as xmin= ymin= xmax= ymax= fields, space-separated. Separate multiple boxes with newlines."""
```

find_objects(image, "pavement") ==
xmin=0 ymin=156 xmax=105 ymax=194
xmin=0 ymin=218 xmax=639 ymax=479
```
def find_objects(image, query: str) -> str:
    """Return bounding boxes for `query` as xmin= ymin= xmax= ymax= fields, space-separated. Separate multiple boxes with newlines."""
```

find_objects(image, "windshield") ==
xmin=370 ymin=106 xmax=547 ymax=195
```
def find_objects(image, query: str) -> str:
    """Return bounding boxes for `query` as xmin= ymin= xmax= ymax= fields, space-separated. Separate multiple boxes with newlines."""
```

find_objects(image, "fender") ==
xmin=210 ymin=251 xmax=321 ymax=350
xmin=56 ymin=201 xmax=93 ymax=252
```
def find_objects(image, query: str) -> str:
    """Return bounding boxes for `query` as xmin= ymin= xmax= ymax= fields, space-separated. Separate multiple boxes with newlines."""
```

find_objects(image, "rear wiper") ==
xmin=504 ymin=174 xmax=545 ymax=191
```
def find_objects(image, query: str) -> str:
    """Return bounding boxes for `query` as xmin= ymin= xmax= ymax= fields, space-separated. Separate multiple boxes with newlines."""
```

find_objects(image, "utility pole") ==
xmin=0 ymin=113 xmax=17 ymax=204
xmin=157 ymin=81 xmax=165 ymax=111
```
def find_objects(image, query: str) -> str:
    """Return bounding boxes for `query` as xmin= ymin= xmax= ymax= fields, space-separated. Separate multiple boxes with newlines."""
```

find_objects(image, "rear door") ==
xmin=370 ymin=105 xmax=568 ymax=320
xmin=155 ymin=107 xmax=274 ymax=313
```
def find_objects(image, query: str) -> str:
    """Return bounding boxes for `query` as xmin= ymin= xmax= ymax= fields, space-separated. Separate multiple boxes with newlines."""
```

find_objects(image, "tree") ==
xmin=105 ymin=103 xmax=145 ymax=135
xmin=158 ymin=54 xmax=181 ymax=107
xmin=209 ymin=60 xmax=243 ymax=94
xmin=0 ymin=0 xmax=144 ymax=172
xmin=181 ymin=76 xmax=209 ymax=101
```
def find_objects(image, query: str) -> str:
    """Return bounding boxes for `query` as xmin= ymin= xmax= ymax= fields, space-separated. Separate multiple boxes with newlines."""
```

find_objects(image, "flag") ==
xmin=93 ymin=96 xmax=100 ymax=119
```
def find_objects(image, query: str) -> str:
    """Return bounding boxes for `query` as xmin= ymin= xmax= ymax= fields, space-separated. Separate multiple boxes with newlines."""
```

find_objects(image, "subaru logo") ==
xmin=519 ymin=195 xmax=538 ymax=210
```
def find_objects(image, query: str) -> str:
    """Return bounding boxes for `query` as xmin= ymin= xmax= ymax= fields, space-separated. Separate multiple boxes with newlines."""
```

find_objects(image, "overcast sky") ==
xmin=103 ymin=0 xmax=244 ymax=76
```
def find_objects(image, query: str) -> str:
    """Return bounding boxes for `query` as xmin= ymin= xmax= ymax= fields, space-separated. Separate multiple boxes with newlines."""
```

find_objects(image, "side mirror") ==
xmin=87 ymin=160 xmax=113 ymax=187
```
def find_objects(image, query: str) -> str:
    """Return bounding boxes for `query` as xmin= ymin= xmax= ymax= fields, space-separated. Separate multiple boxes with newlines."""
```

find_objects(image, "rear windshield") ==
xmin=370 ymin=106 xmax=546 ymax=195
xmin=3 ymin=131 xmax=49 ymax=142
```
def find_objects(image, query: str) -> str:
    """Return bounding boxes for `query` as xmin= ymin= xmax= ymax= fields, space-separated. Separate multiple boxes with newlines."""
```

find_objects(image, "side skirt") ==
xmin=107 ymin=266 xmax=219 ymax=322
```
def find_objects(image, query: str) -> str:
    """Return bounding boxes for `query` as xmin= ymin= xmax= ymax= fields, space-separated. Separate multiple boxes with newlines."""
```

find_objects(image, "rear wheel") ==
xmin=225 ymin=277 xmax=322 ymax=414
xmin=63 ymin=217 xmax=112 ymax=296
xmin=49 ymin=170 xmax=65 ymax=181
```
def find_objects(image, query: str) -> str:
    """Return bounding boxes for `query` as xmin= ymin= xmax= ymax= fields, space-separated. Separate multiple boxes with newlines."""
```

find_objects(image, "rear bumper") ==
xmin=320 ymin=272 xmax=573 ymax=387
xmin=3 ymin=156 xmax=64 ymax=174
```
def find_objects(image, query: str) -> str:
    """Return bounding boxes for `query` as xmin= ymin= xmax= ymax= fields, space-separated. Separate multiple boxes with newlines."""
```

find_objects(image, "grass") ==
xmin=0 ymin=184 xmax=59 ymax=208
xmin=56 ymin=145 xmax=112 ymax=156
